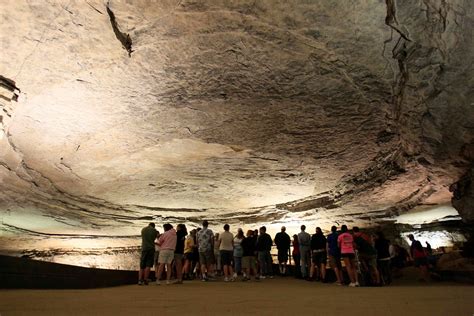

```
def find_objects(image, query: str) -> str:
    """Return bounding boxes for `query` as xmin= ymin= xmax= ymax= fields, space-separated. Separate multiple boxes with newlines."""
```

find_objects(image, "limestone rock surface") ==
xmin=0 ymin=0 xmax=473 ymax=262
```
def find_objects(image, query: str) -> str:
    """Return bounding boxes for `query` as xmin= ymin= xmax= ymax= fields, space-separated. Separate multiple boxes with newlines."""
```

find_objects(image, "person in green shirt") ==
xmin=138 ymin=223 xmax=158 ymax=285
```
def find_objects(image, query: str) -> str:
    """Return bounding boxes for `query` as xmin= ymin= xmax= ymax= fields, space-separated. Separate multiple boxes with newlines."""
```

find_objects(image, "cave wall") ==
xmin=0 ymin=0 xmax=473 ymax=239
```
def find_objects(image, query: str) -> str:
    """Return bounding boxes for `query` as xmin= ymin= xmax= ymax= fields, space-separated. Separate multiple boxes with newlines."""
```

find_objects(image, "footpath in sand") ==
xmin=1 ymin=276 xmax=473 ymax=316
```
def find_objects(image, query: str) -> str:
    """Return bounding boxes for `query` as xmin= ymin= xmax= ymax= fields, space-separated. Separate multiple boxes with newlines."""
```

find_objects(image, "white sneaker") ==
xmin=348 ymin=282 xmax=356 ymax=287
xmin=260 ymin=275 xmax=266 ymax=279
xmin=224 ymin=277 xmax=229 ymax=282
xmin=355 ymin=282 xmax=360 ymax=287
xmin=233 ymin=273 xmax=237 ymax=278
xmin=155 ymin=281 xmax=161 ymax=285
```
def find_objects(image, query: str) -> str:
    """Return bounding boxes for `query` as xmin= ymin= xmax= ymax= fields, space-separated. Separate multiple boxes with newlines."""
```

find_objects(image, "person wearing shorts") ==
xmin=338 ymin=225 xmax=359 ymax=287
xmin=174 ymin=224 xmax=188 ymax=284
xmin=241 ymin=230 xmax=258 ymax=281
xmin=310 ymin=227 xmax=327 ymax=282
xmin=218 ymin=224 xmax=235 ymax=282
xmin=138 ymin=223 xmax=157 ymax=285
xmin=156 ymin=223 xmax=177 ymax=285
xmin=326 ymin=226 xmax=343 ymax=285
xmin=197 ymin=220 xmax=214 ymax=281
xmin=274 ymin=226 xmax=291 ymax=275
xmin=183 ymin=229 xmax=196 ymax=280
xmin=353 ymin=227 xmax=380 ymax=286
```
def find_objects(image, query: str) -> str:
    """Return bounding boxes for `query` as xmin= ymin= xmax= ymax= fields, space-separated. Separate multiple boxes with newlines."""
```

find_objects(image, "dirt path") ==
xmin=1 ymin=278 xmax=473 ymax=316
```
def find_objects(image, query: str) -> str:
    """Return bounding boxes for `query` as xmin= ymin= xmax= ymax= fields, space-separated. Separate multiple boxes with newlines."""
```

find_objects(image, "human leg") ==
xmin=343 ymin=256 xmax=355 ymax=283
xmin=174 ymin=254 xmax=183 ymax=282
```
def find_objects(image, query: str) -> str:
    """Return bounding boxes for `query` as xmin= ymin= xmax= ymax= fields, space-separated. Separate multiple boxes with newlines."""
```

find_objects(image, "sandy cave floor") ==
xmin=0 ymin=277 xmax=473 ymax=316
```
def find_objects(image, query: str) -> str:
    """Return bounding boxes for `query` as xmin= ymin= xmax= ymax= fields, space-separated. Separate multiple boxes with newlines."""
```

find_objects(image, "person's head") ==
xmin=163 ymin=223 xmax=173 ymax=231
xmin=190 ymin=229 xmax=196 ymax=237
xmin=202 ymin=220 xmax=209 ymax=228
xmin=246 ymin=229 xmax=253 ymax=237
xmin=149 ymin=223 xmax=155 ymax=228
xmin=224 ymin=224 xmax=230 ymax=231
xmin=331 ymin=225 xmax=337 ymax=233
xmin=408 ymin=234 xmax=415 ymax=241
xmin=301 ymin=225 xmax=306 ymax=232
xmin=237 ymin=228 xmax=244 ymax=238
xmin=316 ymin=227 xmax=322 ymax=234
xmin=259 ymin=226 xmax=266 ymax=234
xmin=341 ymin=225 xmax=348 ymax=233
xmin=293 ymin=234 xmax=298 ymax=241
xmin=254 ymin=229 xmax=259 ymax=235
xmin=376 ymin=231 xmax=385 ymax=240
xmin=214 ymin=232 xmax=219 ymax=240
xmin=281 ymin=226 xmax=286 ymax=232
xmin=353 ymin=226 xmax=360 ymax=233
xmin=178 ymin=223 xmax=188 ymax=235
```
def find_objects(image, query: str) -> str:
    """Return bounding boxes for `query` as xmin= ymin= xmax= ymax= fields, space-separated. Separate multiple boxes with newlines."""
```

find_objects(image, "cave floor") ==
xmin=0 ymin=276 xmax=472 ymax=315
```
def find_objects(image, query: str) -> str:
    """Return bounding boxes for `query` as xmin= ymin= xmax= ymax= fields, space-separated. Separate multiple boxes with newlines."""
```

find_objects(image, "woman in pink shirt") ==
xmin=337 ymin=225 xmax=359 ymax=287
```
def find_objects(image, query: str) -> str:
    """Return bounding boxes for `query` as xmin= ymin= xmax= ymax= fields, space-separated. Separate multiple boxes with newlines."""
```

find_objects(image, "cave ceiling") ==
xmin=0 ymin=0 xmax=473 ymax=243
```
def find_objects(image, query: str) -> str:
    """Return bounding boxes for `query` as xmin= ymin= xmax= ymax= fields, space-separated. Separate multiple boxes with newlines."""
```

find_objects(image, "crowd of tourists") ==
xmin=138 ymin=220 xmax=431 ymax=286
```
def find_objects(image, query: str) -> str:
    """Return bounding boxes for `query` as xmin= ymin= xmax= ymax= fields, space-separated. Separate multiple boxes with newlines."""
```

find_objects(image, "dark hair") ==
xmin=149 ymin=223 xmax=155 ymax=228
xmin=316 ymin=227 xmax=322 ymax=234
xmin=341 ymin=225 xmax=348 ymax=233
xmin=301 ymin=225 xmax=306 ymax=231
xmin=202 ymin=220 xmax=209 ymax=227
xmin=224 ymin=224 xmax=230 ymax=231
xmin=260 ymin=226 xmax=266 ymax=232
xmin=178 ymin=223 xmax=188 ymax=235
xmin=163 ymin=223 xmax=173 ymax=231
xmin=331 ymin=226 xmax=337 ymax=233
xmin=353 ymin=226 xmax=360 ymax=233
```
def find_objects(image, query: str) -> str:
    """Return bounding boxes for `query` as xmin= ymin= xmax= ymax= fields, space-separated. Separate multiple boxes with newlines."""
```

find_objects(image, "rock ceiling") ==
xmin=0 ymin=0 xmax=473 ymax=243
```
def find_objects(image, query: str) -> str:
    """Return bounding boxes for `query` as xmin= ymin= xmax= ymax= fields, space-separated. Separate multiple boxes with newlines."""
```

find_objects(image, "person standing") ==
xmin=174 ymin=224 xmax=188 ymax=284
xmin=338 ymin=225 xmax=359 ymax=287
xmin=156 ymin=223 xmax=177 ymax=285
xmin=326 ymin=226 xmax=343 ymax=285
xmin=310 ymin=227 xmax=327 ymax=282
xmin=374 ymin=231 xmax=391 ymax=285
xmin=213 ymin=233 xmax=221 ymax=276
xmin=218 ymin=224 xmax=235 ymax=282
xmin=292 ymin=234 xmax=301 ymax=278
xmin=256 ymin=226 xmax=273 ymax=278
xmin=353 ymin=227 xmax=380 ymax=286
xmin=274 ymin=226 xmax=291 ymax=275
xmin=197 ymin=220 xmax=215 ymax=281
xmin=233 ymin=228 xmax=245 ymax=279
xmin=242 ymin=230 xmax=258 ymax=281
xmin=138 ymin=223 xmax=158 ymax=285
xmin=298 ymin=225 xmax=311 ymax=279
xmin=183 ymin=229 xmax=196 ymax=280
xmin=408 ymin=234 xmax=429 ymax=281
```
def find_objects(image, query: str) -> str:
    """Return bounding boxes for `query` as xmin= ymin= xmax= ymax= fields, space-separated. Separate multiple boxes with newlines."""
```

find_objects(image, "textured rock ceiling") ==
xmin=0 ymin=0 xmax=473 ymax=247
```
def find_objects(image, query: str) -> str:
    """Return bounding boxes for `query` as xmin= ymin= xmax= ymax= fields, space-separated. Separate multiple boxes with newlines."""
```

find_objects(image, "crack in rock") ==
xmin=106 ymin=2 xmax=133 ymax=57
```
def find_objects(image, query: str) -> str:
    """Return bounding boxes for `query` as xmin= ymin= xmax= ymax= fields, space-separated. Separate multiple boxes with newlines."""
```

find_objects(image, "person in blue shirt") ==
xmin=326 ymin=225 xmax=343 ymax=285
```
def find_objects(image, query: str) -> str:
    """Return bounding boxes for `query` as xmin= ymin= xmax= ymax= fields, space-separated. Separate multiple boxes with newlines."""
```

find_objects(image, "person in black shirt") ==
xmin=310 ymin=227 xmax=327 ymax=282
xmin=274 ymin=226 xmax=291 ymax=275
xmin=256 ymin=226 xmax=273 ymax=278
xmin=374 ymin=231 xmax=391 ymax=285
xmin=174 ymin=224 xmax=188 ymax=284
xmin=241 ymin=230 xmax=258 ymax=281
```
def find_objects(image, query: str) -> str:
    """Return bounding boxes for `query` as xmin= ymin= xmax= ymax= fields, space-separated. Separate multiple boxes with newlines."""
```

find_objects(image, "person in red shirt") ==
xmin=408 ymin=234 xmax=429 ymax=281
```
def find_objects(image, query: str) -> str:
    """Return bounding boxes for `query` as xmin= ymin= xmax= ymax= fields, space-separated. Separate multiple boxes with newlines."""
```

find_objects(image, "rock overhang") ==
xmin=0 ymin=0 xmax=473 ymax=255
